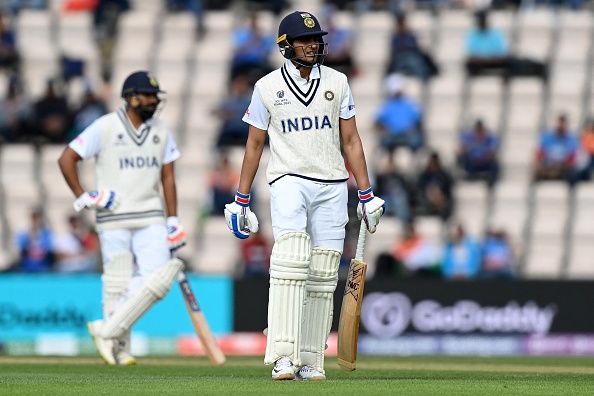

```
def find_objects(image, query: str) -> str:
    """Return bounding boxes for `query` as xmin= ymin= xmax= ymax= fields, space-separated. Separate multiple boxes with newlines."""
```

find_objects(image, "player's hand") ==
xmin=73 ymin=190 xmax=120 ymax=212
xmin=356 ymin=187 xmax=386 ymax=234
xmin=167 ymin=216 xmax=187 ymax=251
xmin=224 ymin=192 xmax=259 ymax=239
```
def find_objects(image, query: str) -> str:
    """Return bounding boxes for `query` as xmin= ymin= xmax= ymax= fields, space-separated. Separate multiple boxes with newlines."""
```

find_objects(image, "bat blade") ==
xmin=178 ymin=273 xmax=226 ymax=366
xmin=337 ymin=257 xmax=367 ymax=371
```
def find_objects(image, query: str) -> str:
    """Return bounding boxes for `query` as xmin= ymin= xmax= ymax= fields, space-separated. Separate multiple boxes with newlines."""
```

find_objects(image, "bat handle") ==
xmin=355 ymin=219 xmax=366 ymax=262
xmin=177 ymin=271 xmax=187 ymax=282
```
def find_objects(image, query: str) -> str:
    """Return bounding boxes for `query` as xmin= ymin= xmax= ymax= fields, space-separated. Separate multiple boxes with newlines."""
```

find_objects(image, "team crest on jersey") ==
xmin=277 ymin=90 xmax=284 ymax=98
xmin=153 ymin=135 xmax=160 ymax=144
xmin=324 ymin=90 xmax=335 ymax=101
xmin=115 ymin=133 xmax=126 ymax=145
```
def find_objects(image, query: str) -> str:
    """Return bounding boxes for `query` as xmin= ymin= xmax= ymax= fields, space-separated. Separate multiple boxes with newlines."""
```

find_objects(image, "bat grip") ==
xmin=355 ymin=219 xmax=366 ymax=262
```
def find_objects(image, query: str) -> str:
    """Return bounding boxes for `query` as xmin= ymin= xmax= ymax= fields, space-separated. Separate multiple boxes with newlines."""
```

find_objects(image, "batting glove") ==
xmin=224 ymin=192 xmax=259 ymax=239
xmin=167 ymin=216 xmax=187 ymax=251
xmin=356 ymin=187 xmax=386 ymax=234
xmin=73 ymin=190 xmax=120 ymax=212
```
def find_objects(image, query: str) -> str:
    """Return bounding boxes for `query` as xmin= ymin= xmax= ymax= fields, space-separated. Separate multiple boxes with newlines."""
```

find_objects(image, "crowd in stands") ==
xmin=1 ymin=0 xmax=593 ymax=278
xmin=9 ymin=207 xmax=100 ymax=273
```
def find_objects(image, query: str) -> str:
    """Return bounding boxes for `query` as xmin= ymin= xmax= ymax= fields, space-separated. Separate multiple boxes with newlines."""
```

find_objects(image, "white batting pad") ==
xmin=102 ymin=252 xmax=134 ymax=319
xmin=265 ymin=232 xmax=311 ymax=366
xmin=301 ymin=248 xmax=341 ymax=372
xmin=101 ymin=258 xmax=184 ymax=339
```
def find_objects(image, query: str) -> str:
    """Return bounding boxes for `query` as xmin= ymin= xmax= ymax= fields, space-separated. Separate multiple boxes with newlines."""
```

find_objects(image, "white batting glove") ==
xmin=167 ymin=216 xmax=187 ymax=251
xmin=73 ymin=190 xmax=120 ymax=212
xmin=224 ymin=192 xmax=259 ymax=239
xmin=356 ymin=187 xmax=386 ymax=234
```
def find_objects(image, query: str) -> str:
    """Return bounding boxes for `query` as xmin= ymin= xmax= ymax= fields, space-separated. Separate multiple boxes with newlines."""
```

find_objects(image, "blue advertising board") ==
xmin=0 ymin=274 xmax=232 ymax=340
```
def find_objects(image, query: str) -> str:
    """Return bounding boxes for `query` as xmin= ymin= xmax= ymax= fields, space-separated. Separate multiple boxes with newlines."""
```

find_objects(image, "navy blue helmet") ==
xmin=276 ymin=11 xmax=328 ymax=66
xmin=121 ymin=70 xmax=165 ymax=98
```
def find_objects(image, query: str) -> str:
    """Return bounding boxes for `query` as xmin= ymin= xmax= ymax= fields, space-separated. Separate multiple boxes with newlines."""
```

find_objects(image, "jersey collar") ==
xmin=285 ymin=60 xmax=321 ymax=81
xmin=281 ymin=61 xmax=321 ymax=107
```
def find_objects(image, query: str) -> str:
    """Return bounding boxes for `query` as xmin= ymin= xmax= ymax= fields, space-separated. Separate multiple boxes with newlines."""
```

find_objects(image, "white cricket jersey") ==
xmin=243 ymin=61 xmax=356 ymax=184
xmin=69 ymin=107 xmax=181 ymax=231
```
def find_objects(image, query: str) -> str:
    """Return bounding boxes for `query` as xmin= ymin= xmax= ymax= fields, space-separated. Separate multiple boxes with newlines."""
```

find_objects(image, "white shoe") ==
xmin=272 ymin=357 xmax=295 ymax=380
xmin=116 ymin=350 xmax=137 ymax=366
xmin=296 ymin=365 xmax=326 ymax=381
xmin=87 ymin=320 xmax=116 ymax=365
xmin=115 ymin=335 xmax=137 ymax=366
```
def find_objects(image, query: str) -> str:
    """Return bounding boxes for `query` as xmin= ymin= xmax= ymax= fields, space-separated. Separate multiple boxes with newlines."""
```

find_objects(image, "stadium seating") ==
xmin=1 ymin=3 xmax=594 ymax=279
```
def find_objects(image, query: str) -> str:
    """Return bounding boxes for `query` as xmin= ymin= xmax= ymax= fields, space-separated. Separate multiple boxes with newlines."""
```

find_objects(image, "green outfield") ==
xmin=2 ymin=355 xmax=594 ymax=395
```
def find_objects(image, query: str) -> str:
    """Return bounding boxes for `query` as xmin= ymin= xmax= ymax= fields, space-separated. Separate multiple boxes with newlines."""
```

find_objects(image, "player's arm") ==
xmin=238 ymin=125 xmax=267 ymax=195
xmin=340 ymin=116 xmax=371 ymax=191
xmin=340 ymin=116 xmax=385 ymax=233
xmin=162 ymin=162 xmax=177 ymax=217
xmin=58 ymin=147 xmax=85 ymax=198
xmin=163 ymin=160 xmax=186 ymax=251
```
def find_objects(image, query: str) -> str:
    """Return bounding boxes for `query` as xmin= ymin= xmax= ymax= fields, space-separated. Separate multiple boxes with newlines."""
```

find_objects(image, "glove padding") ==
xmin=356 ymin=188 xmax=386 ymax=234
xmin=224 ymin=193 xmax=259 ymax=239
xmin=167 ymin=216 xmax=187 ymax=251
xmin=73 ymin=190 xmax=120 ymax=212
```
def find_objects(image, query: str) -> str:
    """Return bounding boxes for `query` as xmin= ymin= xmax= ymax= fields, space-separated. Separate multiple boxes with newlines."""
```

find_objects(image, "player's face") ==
xmin=136 ymin=92 xmax=159 ymax=106
xmin=293 ymin=36 xmax=319 ymax=63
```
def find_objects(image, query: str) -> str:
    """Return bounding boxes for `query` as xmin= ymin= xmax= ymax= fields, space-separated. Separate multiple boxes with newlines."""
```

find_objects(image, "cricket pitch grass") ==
xmin=2 ymin=355 xmax=594 ymax=395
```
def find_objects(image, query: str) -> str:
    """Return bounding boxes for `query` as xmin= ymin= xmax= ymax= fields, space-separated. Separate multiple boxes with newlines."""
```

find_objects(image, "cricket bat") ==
xmin=337 ymin=219 xmax=367 ymax=371
xmin=178 ymin=272 xmax=227 ymax=366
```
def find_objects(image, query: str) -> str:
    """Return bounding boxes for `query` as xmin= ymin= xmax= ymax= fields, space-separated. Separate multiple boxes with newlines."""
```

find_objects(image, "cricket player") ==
xmin=224 ymin=11 xmax=385 ymax=380
xmin=58 ymin=71 xmax=187 ymax=365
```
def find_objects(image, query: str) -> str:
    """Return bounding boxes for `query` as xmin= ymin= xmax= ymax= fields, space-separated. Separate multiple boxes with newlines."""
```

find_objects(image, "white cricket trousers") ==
xmin=270 ymin=176 xmax=348 ymax=253
xmin=99 ymin=224 xmax=170 ymax=278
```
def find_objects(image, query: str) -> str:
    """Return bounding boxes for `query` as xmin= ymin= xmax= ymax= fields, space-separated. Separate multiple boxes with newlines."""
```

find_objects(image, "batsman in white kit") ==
xmin=58 ymin=71 xmax=187 ymax=365
xmin=224 ymin=11 xmax=385 ymax=380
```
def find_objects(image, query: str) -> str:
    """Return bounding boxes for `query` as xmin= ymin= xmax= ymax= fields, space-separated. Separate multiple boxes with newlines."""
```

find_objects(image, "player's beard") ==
xmin=132 ymin=100 xmax=162 ymax=121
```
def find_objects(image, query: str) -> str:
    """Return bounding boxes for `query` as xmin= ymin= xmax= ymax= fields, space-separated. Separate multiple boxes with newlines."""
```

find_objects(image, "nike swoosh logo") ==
xmin=273 ymin=368 xmax=282 ymax=373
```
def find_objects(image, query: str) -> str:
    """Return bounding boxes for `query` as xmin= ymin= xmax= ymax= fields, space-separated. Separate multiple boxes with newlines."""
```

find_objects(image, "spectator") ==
xmin=239 ymin=229 xmax=271 ymax=278
xmin=534 ymin=113 xmax=578 ymax=184
xmin=573 ymin=117 xmax=594 ymax=183
xmin=13 ymin=207 xmax=55 ymax=273
xmin=213 ymin=74 xmax=253 ymax=148
xmin=465 ymin=10 xmax=547 ymax=82
xmin=6 ymin=0 xmax=45 ymax=14
xmin=375 ymin=73 xmax=424 ymax=157
xmin=230 ymin=12 xmax=275 ymax=84
xmin=387 ymin=219 xmax=441 ymax=278
xmin=441 ymin=223 xmax=481 ymax=280
xmin=208 ymin=152 xmax=240 ymax=215
xmin=375 ymin=155 xmax=412 ymax=221
xmin=31 ymin=79 xmax=72 ymax=143
xmin=386 ymin=13 xmax=438 ymax=83
xmin=320 ymin=5 xmax=356 ymax=78
xmin=416 ymin=151 xmax=454 ymax=220
xmin=479 ymin=223 xmax=516 ymax=280
xmin=93 ymin=0 xmax=130 ymax=81
xmin=464 ymin=10 xmax=508 ymax=77
xmin=54 ymin=213 xmax=101 ymax=273
xmin=67 ymin=82 xmax=108 ymax=141
xmin=0 ymin=12 xmax=19 ymax=73
xmin=0 ymin=74 xmax=31 ymax=142
xmin=456 ymin=118 xmax=500 ymax=188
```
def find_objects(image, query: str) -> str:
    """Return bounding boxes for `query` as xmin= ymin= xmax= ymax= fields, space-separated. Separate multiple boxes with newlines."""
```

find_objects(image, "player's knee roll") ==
xmin=306 ymin=248 xmax=341 ymax=292
xmin=145 ymin=258 xmax=184 ymax=299
xmin=270 ymin=232 xmax=311 ymax=280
